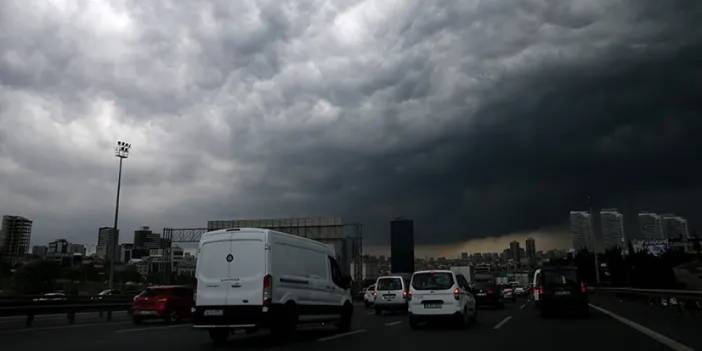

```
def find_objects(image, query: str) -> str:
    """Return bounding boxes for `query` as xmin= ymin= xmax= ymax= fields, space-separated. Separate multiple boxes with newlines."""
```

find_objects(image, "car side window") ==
xmin=457 ymin=275 xmax=469 ymax=289
xmin=328 ymin=256 xmax=344 ymax=288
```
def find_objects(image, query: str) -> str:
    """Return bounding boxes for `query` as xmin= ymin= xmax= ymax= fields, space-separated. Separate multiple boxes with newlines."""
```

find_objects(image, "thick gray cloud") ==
xmin=1 ymin=0 xmax=700 ymax=248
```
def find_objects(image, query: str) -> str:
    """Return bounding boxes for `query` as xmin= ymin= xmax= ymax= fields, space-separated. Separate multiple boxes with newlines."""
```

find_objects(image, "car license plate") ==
xmin=204 ymin=309 xmax=224 ymax=316
xmin=555 ymin=291 xmax=571 ymax=296
xmin=424 ymin=303 xmax=441 ymax=309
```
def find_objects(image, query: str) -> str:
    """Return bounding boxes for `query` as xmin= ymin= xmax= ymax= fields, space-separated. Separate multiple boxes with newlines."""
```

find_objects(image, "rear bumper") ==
xmin=193 ymin=305 xmax=273 ymax=327
xmin=409 ymin=311 xmax=462 ymax=322
xmin=540 ymin=298 xmax=588 ymax=311
xmin=131 ymin=308 xmax=167 ymax=319
xmin=375 ymin=301 xmax=408 ymax=310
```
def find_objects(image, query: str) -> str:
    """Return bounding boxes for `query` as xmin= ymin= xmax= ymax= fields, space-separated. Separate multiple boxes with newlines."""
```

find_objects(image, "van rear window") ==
xmin=411 ymin=273 xmax=454 ymax=290
xmin=377 ymin=278 xmax=402 ymax=291
xmin=544 ymin=270 xmax=578 ymax=287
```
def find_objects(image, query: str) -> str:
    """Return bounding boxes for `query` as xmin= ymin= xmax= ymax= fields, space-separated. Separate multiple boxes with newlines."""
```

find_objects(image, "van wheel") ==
xmin=208 ymin=328 xmax=229 ymax=343
xmin=338 ymin=303 xmax=353 ymax=332
xmin=271 ymin=304 xmax=297 ymax=338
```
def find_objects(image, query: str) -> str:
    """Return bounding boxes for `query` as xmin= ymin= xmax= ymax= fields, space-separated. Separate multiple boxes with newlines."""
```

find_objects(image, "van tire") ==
xmin=338 ymin=303 xmax=353 ymax=332
xmin=271 ymin=303 xmax=297 ymax=339
xmin=208 ymin=328 xmax=229 ymax=343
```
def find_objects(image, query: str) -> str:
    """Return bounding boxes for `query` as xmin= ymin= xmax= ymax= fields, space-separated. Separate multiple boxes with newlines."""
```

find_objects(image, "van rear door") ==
xmin=227 ymin=238 xmax=266 ymax=305
xmin=196 ymin=233 xmax=232 ymax=306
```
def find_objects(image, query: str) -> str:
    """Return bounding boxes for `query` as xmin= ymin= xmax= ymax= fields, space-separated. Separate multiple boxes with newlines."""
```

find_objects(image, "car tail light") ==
xmin=487 ymin=288 xmax=494 ymax=295
xmin=405 ymin=290 xmax=412 ymax=300
xmin=263 ymin=274 xmax=273 ymax=306
xmin=580 ymin=281 xmax=587 ymax=294
xmin=536 ymin=286 xmax=544 ymax=296
xmin=453 ymin=287 xmax=461 ymax=300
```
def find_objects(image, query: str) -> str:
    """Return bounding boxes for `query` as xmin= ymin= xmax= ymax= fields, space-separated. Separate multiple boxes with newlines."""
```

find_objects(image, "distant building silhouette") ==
xmin=661 ymin=214 xmax=689 ymax=240
xmin=525 ymin=237 xmax=536 ymax=260
xmin=600 ymin=208 xmax=625 ymax=249
xmin=638 ymin=213 xmax=663 ymax=240
xmin=0 ymin=215 xmax=32 ymax=265
xmin=96 ymin=227 xmax=118 ymax=259
xmin=570 ymin=211 xmax=592 ymax=251
xmin=390 ymin=218 xmax=414 ymax=273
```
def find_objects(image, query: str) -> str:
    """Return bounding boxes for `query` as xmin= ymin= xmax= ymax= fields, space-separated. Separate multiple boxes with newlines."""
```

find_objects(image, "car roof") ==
xmin=376 ymin=275 xmax=404 ymax=279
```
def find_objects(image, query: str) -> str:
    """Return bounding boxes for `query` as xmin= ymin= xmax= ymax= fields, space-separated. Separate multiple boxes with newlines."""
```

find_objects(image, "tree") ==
xmin=13 ymin=261 xmax=61 ymax=294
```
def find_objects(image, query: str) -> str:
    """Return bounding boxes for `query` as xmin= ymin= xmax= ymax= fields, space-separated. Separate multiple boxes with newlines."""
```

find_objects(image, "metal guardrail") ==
xmin=593 ymin=287 xmax=702 ymax=311
xmin=0 ymin=296 xmax=133 ymax=326
xmin=593 ymin=287 xmax=702 ymax=298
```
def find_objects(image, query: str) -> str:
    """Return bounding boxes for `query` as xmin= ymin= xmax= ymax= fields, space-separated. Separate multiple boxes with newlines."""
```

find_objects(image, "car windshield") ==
xmin=544 ymin=270 xmax=578 ymax=287
xmin=377 ymin=278 xmax=402 ymax=291
xmin=411 ymin=273 xmax=454 ymax=290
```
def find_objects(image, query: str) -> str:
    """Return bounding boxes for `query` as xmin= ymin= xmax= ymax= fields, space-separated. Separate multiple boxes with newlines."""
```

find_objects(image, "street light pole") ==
xmin=109 ymin=141 xmax=131 ymax=290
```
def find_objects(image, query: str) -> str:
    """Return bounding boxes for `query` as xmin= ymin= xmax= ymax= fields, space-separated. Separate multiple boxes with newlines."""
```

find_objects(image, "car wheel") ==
xmin=374 ymin=307 xmax=381 ymax=315
xmin=338 ymin=303 xmax=353 ymax=332
xmin=164 ymin=310 xmax=177 ymax=324
xmin=208 ymin=328 xmax=229 ymax=343
xmin=364 ymin=301 xmax=370 ymax=308
xmin=457 ymin=308 xmax=469 ymax=329
xmin=470 ymin=306 xmax=478 ymax=324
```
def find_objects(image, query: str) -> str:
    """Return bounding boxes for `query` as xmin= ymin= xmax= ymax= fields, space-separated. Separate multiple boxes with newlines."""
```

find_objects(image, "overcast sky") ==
xmin=1 ymin=0 xmax=701 ymax=252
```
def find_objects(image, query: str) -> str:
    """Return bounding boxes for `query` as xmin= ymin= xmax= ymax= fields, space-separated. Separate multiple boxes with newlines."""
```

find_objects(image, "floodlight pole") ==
xmin=109 ymin=141 xmax=130 ymax=290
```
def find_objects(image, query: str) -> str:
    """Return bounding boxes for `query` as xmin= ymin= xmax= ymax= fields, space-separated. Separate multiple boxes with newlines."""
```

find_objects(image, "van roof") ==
xmin=201 ymin=227 xmax=334 ymax=254
xmin=413 ymin=270 xmax=453 ymax=274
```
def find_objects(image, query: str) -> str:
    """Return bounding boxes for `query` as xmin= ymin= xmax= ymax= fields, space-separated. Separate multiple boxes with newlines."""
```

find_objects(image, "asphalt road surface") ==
xmin=1 ymin=297 xmax=698 ymax=351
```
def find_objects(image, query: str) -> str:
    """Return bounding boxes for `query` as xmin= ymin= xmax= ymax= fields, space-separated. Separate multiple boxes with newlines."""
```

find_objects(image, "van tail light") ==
xmin=263 ymin=274 xmax=273 ymax=306
xmin=580 ymin=281 xmax=588 ymax=294
xmin=405 ymin=290 xmax=412 ymax=300
xmin=453 ymin=287 xmax=461 ymax=300
xmin=536 ymin=286 xmax=544 ymax=296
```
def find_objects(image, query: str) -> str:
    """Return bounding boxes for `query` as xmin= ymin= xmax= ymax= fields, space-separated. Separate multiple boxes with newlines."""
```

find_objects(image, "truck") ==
xmin=450 ymin=266 xmax=473 ymax=283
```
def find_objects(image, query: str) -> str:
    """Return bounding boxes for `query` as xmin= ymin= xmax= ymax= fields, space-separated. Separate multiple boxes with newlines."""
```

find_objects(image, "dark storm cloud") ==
xmin=1 ymin=0 xmax=700 ymax=247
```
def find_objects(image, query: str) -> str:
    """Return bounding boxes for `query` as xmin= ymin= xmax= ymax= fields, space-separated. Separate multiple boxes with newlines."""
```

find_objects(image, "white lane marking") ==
xmin=384 ymin=321 xmax=402 ymax=327
xmin=0 ymin=321 xmax=132 ymax=334
xmin=520 ymin=304 xmax=526 ymax=309
xmin=589 ymin=304 xmax=694 ymax=351
xmin=493 ymin=316 xmax=512 ymax=330
xmin=115 ymin=324 xmax=190 ymax=333
xmin=317 ymin=329 xmax=367 ymax=342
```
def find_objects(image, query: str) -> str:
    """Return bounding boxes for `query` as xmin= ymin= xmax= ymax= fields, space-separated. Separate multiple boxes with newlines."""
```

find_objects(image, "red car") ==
xmin=131 ymin=285 xmax=194 ymax=324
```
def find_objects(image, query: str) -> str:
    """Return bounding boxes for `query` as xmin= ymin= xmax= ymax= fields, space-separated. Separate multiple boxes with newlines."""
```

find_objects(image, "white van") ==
xmin=193 ymin=228 xmax=353 ymax=343
xmin=373 ymin=276 xmax=408 ymax=314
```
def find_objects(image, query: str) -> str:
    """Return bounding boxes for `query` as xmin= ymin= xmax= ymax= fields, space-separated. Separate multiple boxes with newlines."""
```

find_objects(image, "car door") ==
xmin=196 ymin=233 xmax=232 ymax=306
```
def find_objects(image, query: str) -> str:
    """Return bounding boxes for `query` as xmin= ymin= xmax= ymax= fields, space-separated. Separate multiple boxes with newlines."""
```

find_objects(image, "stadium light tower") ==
xmin=109 ymin=141 xmax=131 ymax=290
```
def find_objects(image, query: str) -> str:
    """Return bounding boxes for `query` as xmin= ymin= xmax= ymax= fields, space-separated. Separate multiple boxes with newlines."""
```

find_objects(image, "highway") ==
xmin=1 ymin=296 xmax=699 ymax=351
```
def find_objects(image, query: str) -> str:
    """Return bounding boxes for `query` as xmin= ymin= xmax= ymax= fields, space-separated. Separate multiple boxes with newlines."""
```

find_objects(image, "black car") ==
xmin=471 ymin=280 xmax=503 ymax=308
xmin=534 ymin=266 xmax=588 ymax=317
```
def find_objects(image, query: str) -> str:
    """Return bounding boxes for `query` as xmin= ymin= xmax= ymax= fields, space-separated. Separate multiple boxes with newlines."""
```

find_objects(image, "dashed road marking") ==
xmin=384 ymin=321 xmax=402 ymax=327
xmin=115 ymin=324 xmax=190 ymax=333
xmin=493 ymin=316 xmax=512 ymax=330
xmin=589 ymin=304 xmax=694 ymax=351
xmin=317 ymin=329 xmax=367 ymax=342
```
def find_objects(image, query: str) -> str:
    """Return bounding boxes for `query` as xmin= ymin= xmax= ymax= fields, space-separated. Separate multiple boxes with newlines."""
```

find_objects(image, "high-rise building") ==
xmin=525 ymin=237 xmax=536 ymax=260
xmin=390 ymin=218 xmax=414 ymax=273
xmin=509 ymin=241 xmax=521 ymax=261
xmin=570 ymin=211 xmax=592 ymax=251
xmin=69 ymin=244 xmax=86 ymax=256
xmin=600 ymin=208 xmax=625 ymax=249
xmin=48 ymin=239 xmax=70 ymax=255
xmin=134 ymin=226 xmax=162 ymax=250
xmin=96 ymin=227 xmax=118 ymax=260
xmin=638 ymin=213 xmax=663 ymax=240
xmin=0 ymin=215 xmax=33 ymax=265
xmin=661 ymin=214 xmax=689 ymax=240
xmin=460 ymin=252 xmax=469 ymax=260
xmin=119 ymin=243 xmax=134 ymax=263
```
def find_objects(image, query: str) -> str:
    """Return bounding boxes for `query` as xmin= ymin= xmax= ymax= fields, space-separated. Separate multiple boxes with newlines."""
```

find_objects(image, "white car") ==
xmin=193 ymin=228 xmax=354 ymax=343
xmin=373 ymin=276 xmax=408 ymax=315
xmin=514 ymin=286 xmax=526 ymax=296
xmin=363 ymin=284 xmax=376 ymax=307
xmin=408 ymin=270 xmax=477 ymax=329
xmin=502 ymin=287 xmax=515 ymax=301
